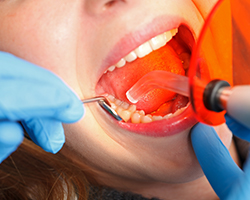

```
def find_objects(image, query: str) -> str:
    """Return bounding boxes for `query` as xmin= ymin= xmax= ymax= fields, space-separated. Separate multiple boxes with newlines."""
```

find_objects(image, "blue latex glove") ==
xmin=0 ymin=52 xmax=84 ymax=163
xmin=191 ymin=114 xmax=250 ymax=200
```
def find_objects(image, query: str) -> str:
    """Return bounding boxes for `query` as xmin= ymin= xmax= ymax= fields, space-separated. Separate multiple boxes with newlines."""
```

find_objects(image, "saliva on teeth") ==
xmin=106 ymin=94 xmax=188 ymax=123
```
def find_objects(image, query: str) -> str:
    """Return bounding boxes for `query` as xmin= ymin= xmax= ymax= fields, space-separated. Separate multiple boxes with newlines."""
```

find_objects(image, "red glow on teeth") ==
xmin=98 ymin=42 xmax=185 ymax=114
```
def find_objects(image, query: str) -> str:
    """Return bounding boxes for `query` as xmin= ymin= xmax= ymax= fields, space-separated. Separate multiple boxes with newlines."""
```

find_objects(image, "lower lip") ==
xmin=118 ymin=104 xmax=197 ymax=137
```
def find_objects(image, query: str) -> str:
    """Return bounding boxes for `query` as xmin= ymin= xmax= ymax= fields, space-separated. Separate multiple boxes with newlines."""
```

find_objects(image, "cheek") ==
xmin=0 ymin=2 xmax=84 ymax=96
xmin=0 ymin=14 xmax=77 ymax=70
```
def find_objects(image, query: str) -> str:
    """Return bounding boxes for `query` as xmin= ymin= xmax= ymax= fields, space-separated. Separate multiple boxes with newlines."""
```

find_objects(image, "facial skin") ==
xmin=0 ymin=0 xmax=236 ymax=199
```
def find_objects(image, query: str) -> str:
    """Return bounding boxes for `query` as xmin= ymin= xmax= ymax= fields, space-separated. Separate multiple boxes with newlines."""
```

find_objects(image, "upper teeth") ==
xmin=105 ymin=28 xmax=178 ymax=73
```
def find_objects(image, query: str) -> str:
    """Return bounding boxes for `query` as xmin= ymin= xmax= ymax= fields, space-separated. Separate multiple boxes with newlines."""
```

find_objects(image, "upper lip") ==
xmin=97 ymin=15 xmax=188 ymax=82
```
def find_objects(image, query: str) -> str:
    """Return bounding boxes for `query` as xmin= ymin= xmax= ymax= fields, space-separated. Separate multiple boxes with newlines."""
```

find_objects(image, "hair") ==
xmin=0 ymin=138 xmax=96 ymax=200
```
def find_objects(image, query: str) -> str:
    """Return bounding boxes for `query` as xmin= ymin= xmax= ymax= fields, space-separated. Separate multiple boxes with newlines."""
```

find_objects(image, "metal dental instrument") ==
xmin=81 ymin=96 xmax=123 ymax=121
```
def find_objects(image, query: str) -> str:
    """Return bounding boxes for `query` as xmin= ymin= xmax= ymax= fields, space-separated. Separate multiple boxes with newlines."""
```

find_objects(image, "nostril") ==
xmin=105 ymin=0 xmax=118 ymax=8
xmin=103 ymin=0 xmax=125 ymax=11
xmin=85 ymin=0 xmax=126 ymax=15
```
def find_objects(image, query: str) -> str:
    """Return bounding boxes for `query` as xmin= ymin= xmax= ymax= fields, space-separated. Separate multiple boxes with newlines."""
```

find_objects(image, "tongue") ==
xmin=98 ymin=43 xmax=185 ymax=114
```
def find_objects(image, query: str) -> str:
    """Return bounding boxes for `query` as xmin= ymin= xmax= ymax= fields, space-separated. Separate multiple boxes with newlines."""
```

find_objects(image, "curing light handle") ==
xmin=203 ymin=80 xmax=250 ymax=129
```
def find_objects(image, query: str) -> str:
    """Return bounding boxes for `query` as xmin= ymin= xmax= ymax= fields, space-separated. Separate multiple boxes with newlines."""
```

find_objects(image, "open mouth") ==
xmin=96 ymin=24 xmax=198 ymax=136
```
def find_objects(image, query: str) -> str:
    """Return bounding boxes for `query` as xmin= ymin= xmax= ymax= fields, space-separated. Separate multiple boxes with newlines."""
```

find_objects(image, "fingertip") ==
xmin=23 ymin=118 xmax=65 ymax=154
xmin=39 ymin=121 xmax=65 ymax=154
xmin=47 ymin=139 xmax=65 ymax=154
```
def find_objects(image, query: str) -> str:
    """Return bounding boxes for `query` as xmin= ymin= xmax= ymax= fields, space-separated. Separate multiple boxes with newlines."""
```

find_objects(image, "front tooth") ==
xmin=125 ymin=51 xmax=137 ymax=62
xmin=131 ymin=112 xmax=141 ymax=123
xmin=138 ymin=110 xmax=145 ymax=116
xmin=116 ymin=106 xmax=124 ymax=116
xmin=128 ymin=105 xmax=136 ymax=113
xmin=121 ymin=102 xmax=129 ymax=110
xmin=141 ymin=115 xmax=153 ymax=123
xmin=134 ymin=41 xmax=152 ymax=58
xmin=108 ymin=65 xmax=116 ymax=72
xmin=108 ymin=94 xmax=115 ymax=102
xmin=164 ymin=31 xmax=173 ymax=44
xmin=163 ymin=113 xmax=173 ymax=119
xmin=120 ymin=110 xmax=132 ymax=122
xmin=152 ymin=115 xmax=163 ymax=121
xmin=114 ymin=99 xmax=122 ymax=106
xmin=173 ymin=107 xmax=185 ymax=116
xmin=149 ymin=33 xmax=167 ymax=50
xmin=116 ymin=58 xmax=126 ymax=68
xmin=171 ymin=28 xmax=178 ymax=36
xmin=110 ymin=102 xmax=117 ymax=110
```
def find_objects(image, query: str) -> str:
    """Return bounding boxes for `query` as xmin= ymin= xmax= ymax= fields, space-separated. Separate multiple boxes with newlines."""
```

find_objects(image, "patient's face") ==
xmin=0 ymin=0 xmax=231 ymax=188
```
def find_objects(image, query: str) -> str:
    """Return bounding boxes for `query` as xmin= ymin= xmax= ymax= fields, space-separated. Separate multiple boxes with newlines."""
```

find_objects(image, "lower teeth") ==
xmin=106 ymin=94 xmax=188 ymax=123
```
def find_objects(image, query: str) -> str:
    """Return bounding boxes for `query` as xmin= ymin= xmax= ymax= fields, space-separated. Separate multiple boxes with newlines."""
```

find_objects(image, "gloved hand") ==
xmin=0 ymin=52 xmax=84 ymax=163
xmin=191 ymin=114 xmax=250 ymax=200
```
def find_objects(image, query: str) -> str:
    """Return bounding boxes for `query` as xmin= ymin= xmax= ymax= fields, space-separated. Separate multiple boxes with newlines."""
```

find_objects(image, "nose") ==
xmin=84 ymin=0 xmax=127 ymax=15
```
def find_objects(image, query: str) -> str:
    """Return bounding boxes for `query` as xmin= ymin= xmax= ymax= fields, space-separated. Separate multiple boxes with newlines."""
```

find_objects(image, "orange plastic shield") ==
xmin=189 ymin=0 xmax=232 ymax=125
xmin=189 ymin=0 xmax=250 ymax=126
xmin=231 ymin=0 xmax=250 ymax=85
